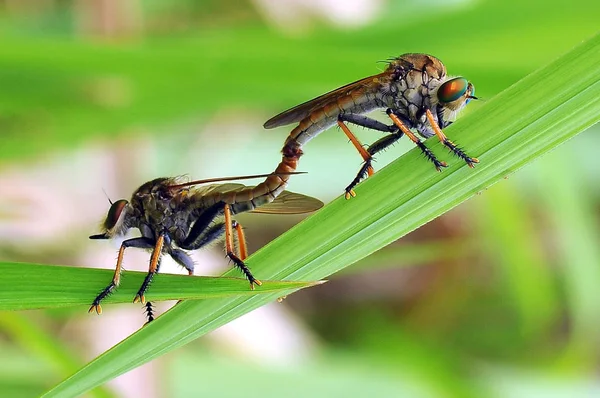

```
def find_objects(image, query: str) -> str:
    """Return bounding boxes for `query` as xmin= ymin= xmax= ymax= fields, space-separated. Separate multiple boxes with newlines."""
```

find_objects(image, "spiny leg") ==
xmin=344 ymin=133 xmax=404 ymax=196
xmin=367 ymin=133 xmax=405 ymax=156
xmin=386 ymin=109 xmax=448 ymax=171
xmin=425 ymin=109 xmax=479 ymax=167
xmin=89 ymin=237 xmax=154 ymax=315
xmin=338 ymin=114 xmax=400 ymax=198
xmin=144 ymin=301 xmax=155 ymax=325
xmin=232 ymin=221 xmax=248 ymax=260
xmin=133 ymin=234 xmax=165 ymax=304
xmin=336 ymin=119 xmax=373 ymax=171
xmin=224 ymin=204 xmax=261 ymax=288
xmin=337 ymin=119 xmax=374 ymax=197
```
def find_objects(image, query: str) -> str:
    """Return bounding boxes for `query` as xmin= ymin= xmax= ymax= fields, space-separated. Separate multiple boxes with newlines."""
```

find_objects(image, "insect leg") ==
xmin=339 ymin=114 xmax=399 ymax=133
xmin=336 ymin=115 xmax=377 ymax=181
xmin=133 ymin=234 xmax=165 ymax=304
xmin=338 ymin=113 xmax=404 ymax=198
xmin=176 ymin=203 xmax=226 ymax=274
xmin=336 ymin=119 xmax=373 ymax=169
xmin=171 ymin=248 xmax=196 ymax=275
xmin=144 ymin=301 xmax=155 ymax=324
xmin=344 ymin=133 xmax=405 ymax=196
xmin=171 ymin=226 xmax=226 ymax=320
xmin=180 ymin=218 xmax=247 ymax=267
xmin=386 ymin=109 xmax=448 ymax=171
xmin=181 ymin=223 xmax=226 ymax=251
xmin=425 ymin=109 xmax=479 ymax=167
xmin=89 ymin=237 xmax=154 ymax=315
xmin=181 ymin=202 xmax=223 ymax=248
xmin=224 ymin=204 xmax=261 ymax=288
xmin=367 ymin=134 xmax=405 ymax=156
xmin=232 ymin=221 xmax=248 ymax=260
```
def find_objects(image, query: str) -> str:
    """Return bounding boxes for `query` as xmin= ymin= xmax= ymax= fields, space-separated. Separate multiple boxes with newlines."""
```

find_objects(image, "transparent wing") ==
xmin=168 ymin=172 xmax=304 ymax=191
xmin=251 ymin=190 xmax=323 ymax=214
xmin=191 ymin=183 xmax=247 ymax=197
xmin=189 ymin=185 xmax=322 ymax=214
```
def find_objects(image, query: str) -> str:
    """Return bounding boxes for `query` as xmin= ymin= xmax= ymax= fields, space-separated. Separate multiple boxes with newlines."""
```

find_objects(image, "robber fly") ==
xmin=264 ymin=53 xmax=479 ymax=198
xmin=88 ymin=164 xmax=323 ymax=319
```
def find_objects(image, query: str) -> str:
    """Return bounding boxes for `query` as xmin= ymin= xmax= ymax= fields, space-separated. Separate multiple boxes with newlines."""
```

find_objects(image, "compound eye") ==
xmin=438 ymin=77 xmax=469 ymax=103
xmin=104 ymin=199 xmax=128 ymax=230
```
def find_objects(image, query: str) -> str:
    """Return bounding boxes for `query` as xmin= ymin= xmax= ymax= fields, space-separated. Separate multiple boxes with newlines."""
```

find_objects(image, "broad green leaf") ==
xmin=0 ymin=262 xmax=320 ymax=311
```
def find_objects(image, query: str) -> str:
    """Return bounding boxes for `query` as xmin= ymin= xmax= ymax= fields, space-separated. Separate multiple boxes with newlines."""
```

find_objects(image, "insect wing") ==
xmin=192 ymin=183 xmax=246 ymax=196
xmin=168 ymin=172 xmax=305 ymax=191
xmin=251 ymin=190 xmax=323 ymax=214
xmin=192 ymin=183 xmax=281 ymax=207
xmin=263 ymin=72 xmax=389 ymax=129
xmin=188 ymin=184 xmax=323 ymax=214
xmin=190 ymin=183 xmax=247 ymax=205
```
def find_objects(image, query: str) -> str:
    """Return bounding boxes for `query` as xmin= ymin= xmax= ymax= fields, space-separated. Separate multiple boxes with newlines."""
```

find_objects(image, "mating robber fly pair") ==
xmin=90 ymin=53 xmax=478 ymax=321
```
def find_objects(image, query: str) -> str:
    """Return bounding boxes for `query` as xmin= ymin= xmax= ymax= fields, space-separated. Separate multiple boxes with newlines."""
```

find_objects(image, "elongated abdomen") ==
xmin=286 ymin=91 xmax=385 ymax=149
xmin=193 ymin=155 xmax=299 ymax=214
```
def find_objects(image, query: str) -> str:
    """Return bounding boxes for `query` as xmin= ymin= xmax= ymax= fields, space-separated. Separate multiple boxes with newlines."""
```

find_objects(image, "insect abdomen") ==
xmin=288 ymin=93 xmax=385 ymax=148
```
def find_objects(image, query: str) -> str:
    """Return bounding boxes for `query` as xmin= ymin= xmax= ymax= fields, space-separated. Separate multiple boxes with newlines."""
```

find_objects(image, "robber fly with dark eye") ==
xmin=89 ymin=167 xmax=322 ymax=318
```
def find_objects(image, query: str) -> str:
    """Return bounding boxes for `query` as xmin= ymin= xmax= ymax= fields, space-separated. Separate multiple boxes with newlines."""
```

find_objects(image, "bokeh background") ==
xmin=1 ymin=1 xmax=599 ymax=397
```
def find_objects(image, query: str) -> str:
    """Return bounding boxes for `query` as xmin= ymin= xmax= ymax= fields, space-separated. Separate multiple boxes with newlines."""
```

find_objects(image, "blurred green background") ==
xmin=1 ymin=0 xmax=599 ymax=397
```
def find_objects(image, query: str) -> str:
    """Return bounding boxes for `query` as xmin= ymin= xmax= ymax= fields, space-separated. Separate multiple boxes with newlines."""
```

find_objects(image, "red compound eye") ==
xmin=438 ymin=77 xmax=469 ymax=103
xmin=103 ymin=199 xmax=128 ymax=230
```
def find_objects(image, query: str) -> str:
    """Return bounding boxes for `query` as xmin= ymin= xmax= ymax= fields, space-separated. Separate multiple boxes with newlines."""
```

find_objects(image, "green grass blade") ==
xmin=44 ymin=33 xmax=600 ymax=397
xmin=0 ymin=262 xmax=320 ymax=311
xmin=0 ymin=312 xmax=116 ymax=398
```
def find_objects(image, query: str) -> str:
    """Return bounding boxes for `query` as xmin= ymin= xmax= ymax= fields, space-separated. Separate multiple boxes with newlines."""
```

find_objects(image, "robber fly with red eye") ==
xmin=264 ymin=53 xmax=479 ymax=198
xmin=88 ymin=164 xmax=322 ymax=319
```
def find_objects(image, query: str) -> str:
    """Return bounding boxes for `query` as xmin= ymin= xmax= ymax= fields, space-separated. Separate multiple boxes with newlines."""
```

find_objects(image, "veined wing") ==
xmin=191 ymin=183 xmax=246 ymax=197
xmin=263 ymin=71 xmax=390 ymax=129
xmin=191 ymin=184 xmax=323 ymax=214
xmin=251 ymin=190 xmax=323 ymax=214
xmin=168 ymin=172 xmax=304 ymax=191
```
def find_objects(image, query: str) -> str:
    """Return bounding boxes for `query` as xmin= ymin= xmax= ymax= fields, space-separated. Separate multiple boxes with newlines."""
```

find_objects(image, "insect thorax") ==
xmin=130 ymin=180 xmax=194 ymax=243
xmin=385 ymin=67 xmax=447 ymax=132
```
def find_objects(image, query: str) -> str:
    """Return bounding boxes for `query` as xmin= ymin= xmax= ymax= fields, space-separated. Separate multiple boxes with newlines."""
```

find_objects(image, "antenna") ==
xmin=102 ymin=188 xmax=113 ymax=205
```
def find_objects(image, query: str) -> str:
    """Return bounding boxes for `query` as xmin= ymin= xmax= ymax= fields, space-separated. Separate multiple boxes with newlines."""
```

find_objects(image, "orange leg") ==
xmin=224 ymin=204 xmax=261 ymax=288
xmin=133 ymin=234 xmax=164 ymax=304
xmin=337 ymin=120 xmax=375 ymax=177
xmin=387 ymin=110 xmax=448 ymax=171
xmin=88 ymin=244 xmax=126 ymax=315
xmin=425 ymin=109 xmax=479 ymax=167
xmin=233 ymin=221 xmax=248 ymax=260
xmin=338 ymin=120 xmax=374 ymax=199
